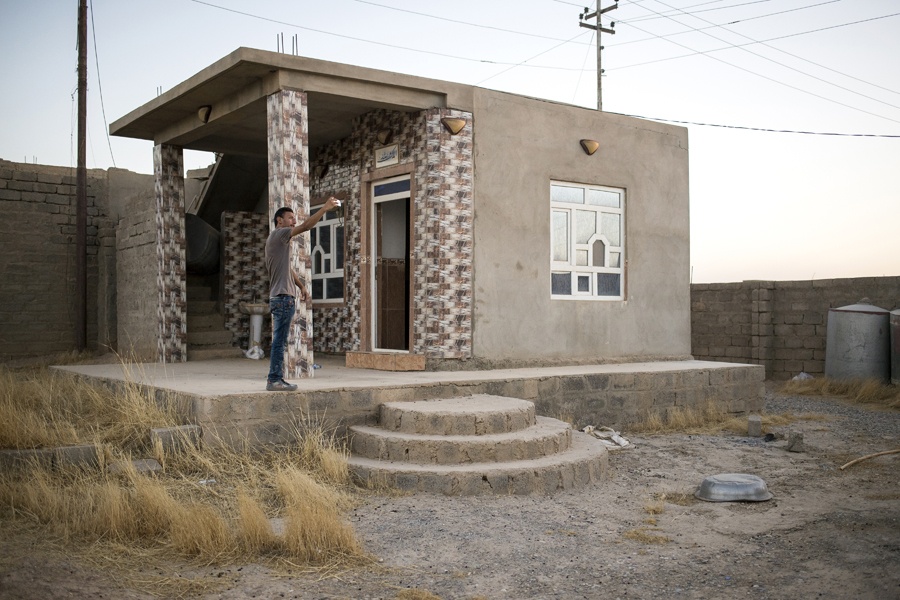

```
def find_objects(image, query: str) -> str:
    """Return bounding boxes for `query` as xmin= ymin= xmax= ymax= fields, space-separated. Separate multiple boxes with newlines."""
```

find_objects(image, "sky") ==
xmin=1 ymin=0 xmax=898 ymax=284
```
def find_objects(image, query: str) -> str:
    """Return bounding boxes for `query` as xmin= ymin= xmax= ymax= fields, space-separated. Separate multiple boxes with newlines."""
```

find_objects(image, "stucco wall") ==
xmin=470 ymin=91 xmax=691 ymax=365
xmin=691 ymin=277 xmax=900 ymax=380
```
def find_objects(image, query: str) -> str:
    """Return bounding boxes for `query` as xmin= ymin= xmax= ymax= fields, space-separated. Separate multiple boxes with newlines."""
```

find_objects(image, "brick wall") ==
xmin=0 ymin=160 xmax=110 ymax=360
xmin=692 ymin=277 xmax=900 ymax=380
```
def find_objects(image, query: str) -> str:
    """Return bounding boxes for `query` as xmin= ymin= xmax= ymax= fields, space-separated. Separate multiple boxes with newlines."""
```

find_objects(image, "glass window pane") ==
xmin=551 ymin=272 xmax=571 ymax=295
xmin=586 ymin=189 xmax=621 ymax=208
xmin=312 ymin=279 xmax=323 ymax=300
xmin=319 ymin=225 xmax=331 ymax=254
xmin=601 ymin=213 xmax=621 ymax=246
xmin=335 ymin=226 xmax=344 ymax=269
xmin=577 ymin=275 xmax=590 ymax=292
xmin=313 ymin=250 xmax=322 ymax=275
xmin=374 ymin=178 xmax=411 ymax=197
xmin=575 ymin=249 xmax=588 ymax=266
xmin=310 ymin=228 xmax=317 ymax=247
xmin=326 ymin=277 xmax=344 ymax=299
xmin=609 ymin=252 xmax=621 ymax=268
xmin=552 ymin=210 xmax=569 ymax=262
xmin=597 ymin=273 xmax=620 ymax=296
xmin=592 ymin=239 xmax=606 ymax=267
xmin=575 ymin=210 xmax=596 ymax=244
xmin=324 ymin=259 xmax=331 ymax=273
xmin=551 ymin=185 xmax=584 ymax=204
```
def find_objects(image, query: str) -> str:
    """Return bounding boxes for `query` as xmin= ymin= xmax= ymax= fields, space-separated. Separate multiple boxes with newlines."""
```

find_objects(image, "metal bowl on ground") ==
xmin=695 ymin=473 xmax=773 ymax=502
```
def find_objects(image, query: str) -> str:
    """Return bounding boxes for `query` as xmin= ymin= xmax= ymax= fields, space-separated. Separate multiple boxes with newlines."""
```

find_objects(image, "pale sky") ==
xmin=1 ymin=0 xmax=898 ymax=283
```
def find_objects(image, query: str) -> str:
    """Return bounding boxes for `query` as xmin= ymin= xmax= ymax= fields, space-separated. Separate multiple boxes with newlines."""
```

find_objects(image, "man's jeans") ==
xmin=267 ymin=295 xmax=295 ymax=383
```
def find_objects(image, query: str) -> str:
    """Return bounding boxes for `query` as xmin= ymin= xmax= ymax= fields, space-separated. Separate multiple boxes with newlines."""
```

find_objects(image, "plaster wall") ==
xmin=470 ymin=91 xmax=691 ymax=364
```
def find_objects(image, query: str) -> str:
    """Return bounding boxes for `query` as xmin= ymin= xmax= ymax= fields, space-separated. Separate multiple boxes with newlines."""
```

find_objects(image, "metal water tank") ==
xmin=825 ymin=300 xmax=890 ymax=381
xmin=891 ymin=308 xmax=900 ymax=385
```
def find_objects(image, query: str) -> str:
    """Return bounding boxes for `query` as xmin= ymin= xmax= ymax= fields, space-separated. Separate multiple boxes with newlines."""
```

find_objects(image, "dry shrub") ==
xmin=236 ymin=490 xmax=277 ymax=554
xmin=277 ymin=465 xmax=363 ymax=562
xmin=655 ymin=491 xmax=696 ymax=507
xmin=170 ymin=501 xmax=236 ymax=558
xmin=781 ymin=377 xmax=900 ymax=409
xmin=643 ymin=498 xmax=665 ymax=515
xmin=629 ymin=401 xmax=729 ymax=434
xmin=290 ymin=417 xmax=351 ymax=486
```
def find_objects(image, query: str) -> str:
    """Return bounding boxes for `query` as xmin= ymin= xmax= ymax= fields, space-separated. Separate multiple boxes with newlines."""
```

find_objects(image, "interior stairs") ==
xmin=187 ymin=274 xmax=243 ymax=360
xmin=348 ymin=395 xmax=609 ymax=495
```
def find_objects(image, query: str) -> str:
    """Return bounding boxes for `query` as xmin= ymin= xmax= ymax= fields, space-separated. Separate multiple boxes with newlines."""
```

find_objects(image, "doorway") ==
xmin=370 ymin=175 xmax=411 ymax=351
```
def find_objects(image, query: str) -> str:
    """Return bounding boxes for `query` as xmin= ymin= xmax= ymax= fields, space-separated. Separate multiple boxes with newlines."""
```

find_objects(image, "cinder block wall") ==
xmin=692 ymin=277 xmax=900 ymax=380
xmin=0 ymin=160 xmax=111 ymax=360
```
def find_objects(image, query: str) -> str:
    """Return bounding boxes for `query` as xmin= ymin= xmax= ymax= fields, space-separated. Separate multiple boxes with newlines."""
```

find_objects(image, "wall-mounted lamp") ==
xmin=580 ymin=139 xmax=600 ymax=156
xmin=440 ymin=117 xmax=467 ymax=135
xmin=314 ymin=164 xmax=330 ymax=180
xmin=198 ymin=105 xmax=212 ymax=124
xmin=376 ymin=129 xmax=394 ymax=145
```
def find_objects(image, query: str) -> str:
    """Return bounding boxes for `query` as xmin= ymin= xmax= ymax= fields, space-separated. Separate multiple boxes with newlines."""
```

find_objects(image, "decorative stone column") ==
xmin=153 ymin=144 xmax=187 ymax=363
xmin=267 ymin=89 xmax=313 ymax=378
xmin=414 ymin=108 xmax=474 ymax=359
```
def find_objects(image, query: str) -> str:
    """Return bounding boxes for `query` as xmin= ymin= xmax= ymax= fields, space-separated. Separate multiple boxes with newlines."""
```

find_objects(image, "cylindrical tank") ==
xmin=185 ymin=213 xmax=220 ymax=275
xmin=891 ymin=308 xmax=900 ymax=385
xmin=825 ymin=300 xmax=890 ymax=381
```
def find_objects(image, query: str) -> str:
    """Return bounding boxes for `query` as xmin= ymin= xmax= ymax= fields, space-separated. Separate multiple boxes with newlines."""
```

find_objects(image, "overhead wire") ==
xmin=89 ymin=1 xmax=116 ymax=167
xmin=631 ymin=0 xmax=900 ymax=112
xmin=613 ymin=4 xmax=900 ymax=124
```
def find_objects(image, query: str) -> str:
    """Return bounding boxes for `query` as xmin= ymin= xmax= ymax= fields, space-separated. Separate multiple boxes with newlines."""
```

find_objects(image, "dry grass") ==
xmin=0 ymin=359 xmax=369 ymax=596
xmin=625 ymin=398 xmax=818 ymax=436
xmin=622 ymin=527 xmax=672 ymax=544
xmin=781 ymin=377 xmax=900 ymax=409
xmin=395 ymin=589 xmax=443 ymax=600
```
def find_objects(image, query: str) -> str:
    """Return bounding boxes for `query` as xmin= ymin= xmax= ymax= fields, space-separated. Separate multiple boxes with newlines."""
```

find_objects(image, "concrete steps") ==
xmin=348 ymin=395 xmax=608 ymax=495
xmin=187 ymin=275 xmax=242 ymax=360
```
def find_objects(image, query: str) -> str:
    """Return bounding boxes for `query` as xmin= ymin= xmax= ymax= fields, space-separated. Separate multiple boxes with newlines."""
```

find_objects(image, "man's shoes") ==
xmin=266 ymin=379 xmax=298 ymax=392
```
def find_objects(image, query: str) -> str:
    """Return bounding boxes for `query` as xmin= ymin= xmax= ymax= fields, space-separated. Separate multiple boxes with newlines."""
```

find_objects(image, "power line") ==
xmin=610 ymin=111 xmax=900 ymax=137
xmin=634 ymin=0 xmax=900 ymax=112
xmin=89 ymin=1 xmax=115 ymax=168
xmin=614 ymin=13 xmax=900 ymax=124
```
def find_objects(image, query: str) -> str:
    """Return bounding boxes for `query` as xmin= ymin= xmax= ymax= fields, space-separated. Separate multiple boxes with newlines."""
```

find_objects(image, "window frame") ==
xmin=550 ymin=181 xmax=625 ymax=301
xmin=309 ymin=201 xmax=346 ymax=306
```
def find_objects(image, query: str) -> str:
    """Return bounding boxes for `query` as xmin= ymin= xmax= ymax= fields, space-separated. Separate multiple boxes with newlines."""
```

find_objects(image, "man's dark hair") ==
xmin=273 ymin=206 xmax=293 ymax=227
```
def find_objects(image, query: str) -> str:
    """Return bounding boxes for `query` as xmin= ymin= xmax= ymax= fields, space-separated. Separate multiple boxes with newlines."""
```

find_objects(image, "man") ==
xmin=265 ymin=197 xmax=340 ymax=391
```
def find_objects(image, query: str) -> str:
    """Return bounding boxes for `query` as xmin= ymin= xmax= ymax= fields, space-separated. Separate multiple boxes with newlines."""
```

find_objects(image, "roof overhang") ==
xmin=110 ymin=47 xmax=475 ymax=158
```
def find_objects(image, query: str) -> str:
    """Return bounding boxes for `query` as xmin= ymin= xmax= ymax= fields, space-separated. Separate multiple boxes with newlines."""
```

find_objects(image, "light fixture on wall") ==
xmin=580 ymin=139 xmax=600 ymax=156
xmin=440 ymin=117 xmax=467 ymax=135
xmin=376 ymin=129 xmax=394 ymax=145
xmin=198 ymin=105 xmax=212 ymax=124
xmin=314 ymin=164 xmax=330 ymax=180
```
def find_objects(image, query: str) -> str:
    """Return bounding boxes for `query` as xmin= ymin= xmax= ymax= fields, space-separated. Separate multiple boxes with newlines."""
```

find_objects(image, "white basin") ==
xmin=239 ymin=302 xmax=270 ymax=315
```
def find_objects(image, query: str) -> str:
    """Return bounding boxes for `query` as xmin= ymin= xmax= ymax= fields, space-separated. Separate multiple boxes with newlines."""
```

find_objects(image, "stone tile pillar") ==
xmin=153 ymin=144 xmax=187 ymax=363
xmin=267 ymin=89 xmax=313 ymax=378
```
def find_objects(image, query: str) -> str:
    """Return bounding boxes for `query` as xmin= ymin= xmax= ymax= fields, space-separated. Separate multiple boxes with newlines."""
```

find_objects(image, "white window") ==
xmin=550 ymin=181 xmax=624 ymax=300
xmin=309 ymin=206 xmax=344 ymax=303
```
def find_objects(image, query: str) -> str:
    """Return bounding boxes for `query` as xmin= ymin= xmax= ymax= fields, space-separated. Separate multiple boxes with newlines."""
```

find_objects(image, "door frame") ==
xmin=359 ymin=163 xmax=416 ymax=353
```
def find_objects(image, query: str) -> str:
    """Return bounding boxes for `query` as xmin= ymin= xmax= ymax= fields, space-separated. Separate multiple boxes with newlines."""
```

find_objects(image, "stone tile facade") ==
xmin=221 ymin=211 xmax=269 ymax=351
xmin=153 ymin=144 xmax=187 ymax=363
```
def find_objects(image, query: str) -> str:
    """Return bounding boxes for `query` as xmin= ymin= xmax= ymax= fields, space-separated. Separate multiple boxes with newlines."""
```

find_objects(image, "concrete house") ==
xmin=109 ymin=47 xmax=690 ymax=378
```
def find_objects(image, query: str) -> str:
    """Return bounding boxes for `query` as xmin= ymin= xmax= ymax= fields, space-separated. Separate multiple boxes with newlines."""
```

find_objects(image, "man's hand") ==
xmin=292 ymin=270 xmax=308 ymax=301
xmin=324 ymin=196 xmax=341 ymax=211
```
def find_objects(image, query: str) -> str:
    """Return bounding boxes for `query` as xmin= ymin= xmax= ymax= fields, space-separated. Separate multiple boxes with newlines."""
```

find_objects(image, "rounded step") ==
xmin=379 ymin=395 xmax=536 ymax=436
xmin=350 ymin=416 xmax=572 ymax=465
xmin=348 ymin=432 xmax=609 ymax=496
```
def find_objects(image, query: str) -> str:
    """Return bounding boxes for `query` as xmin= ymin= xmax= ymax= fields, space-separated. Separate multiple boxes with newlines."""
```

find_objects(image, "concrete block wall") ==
xmin=692 ymin=277 xmax=900 ymax=380
xmin=0 ymin=160 xmax=110 ymax=359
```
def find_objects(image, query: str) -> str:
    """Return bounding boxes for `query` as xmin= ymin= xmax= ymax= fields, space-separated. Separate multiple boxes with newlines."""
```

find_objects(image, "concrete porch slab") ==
xmin=55 ymin=356 xmax=764 ymax=449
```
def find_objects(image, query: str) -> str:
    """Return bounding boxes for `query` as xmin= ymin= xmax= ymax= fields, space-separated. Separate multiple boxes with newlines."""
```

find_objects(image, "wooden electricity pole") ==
xmin=76 ymin=0 xmax=87 ymax=350
xmin=579 ymin=1 xmax=618 ymax=111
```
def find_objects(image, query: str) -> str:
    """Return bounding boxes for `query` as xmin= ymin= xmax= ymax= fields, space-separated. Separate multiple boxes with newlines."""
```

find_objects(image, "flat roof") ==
xmin=110 ymin=47 xmax=475 ymax=156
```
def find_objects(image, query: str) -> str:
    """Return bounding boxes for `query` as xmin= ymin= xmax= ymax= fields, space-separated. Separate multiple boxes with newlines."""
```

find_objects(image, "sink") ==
xmin=239 ymin=302 xmax=270 ymax=315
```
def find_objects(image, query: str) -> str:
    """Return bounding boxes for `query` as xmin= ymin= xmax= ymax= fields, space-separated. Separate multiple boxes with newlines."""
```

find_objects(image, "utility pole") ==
xmin=579 ymin=1 xmax=618 ymax=111
xmin=76 ymin=0 xmax=87 ymax=351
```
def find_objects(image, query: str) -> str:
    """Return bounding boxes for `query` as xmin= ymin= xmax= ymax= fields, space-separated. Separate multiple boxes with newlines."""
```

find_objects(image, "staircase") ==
xmin=187 ymin=274 xmax=242 ymax=360
xmin=348 ymin=395 xmax=608 ymax=495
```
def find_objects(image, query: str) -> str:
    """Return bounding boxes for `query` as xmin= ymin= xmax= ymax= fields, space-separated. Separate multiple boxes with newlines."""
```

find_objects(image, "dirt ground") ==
xmin=1 ymin=384 xmax=898 ymax=600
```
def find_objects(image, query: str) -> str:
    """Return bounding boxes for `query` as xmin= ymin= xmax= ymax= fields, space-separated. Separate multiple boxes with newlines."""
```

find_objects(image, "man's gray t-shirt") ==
xmin=265 ymin=227 xmax=297 ymax=298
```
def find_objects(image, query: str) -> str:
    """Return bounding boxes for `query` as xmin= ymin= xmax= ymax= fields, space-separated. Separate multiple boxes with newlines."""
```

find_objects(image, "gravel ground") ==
xmin=2 ymin=385 xmax=898 ymax=600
